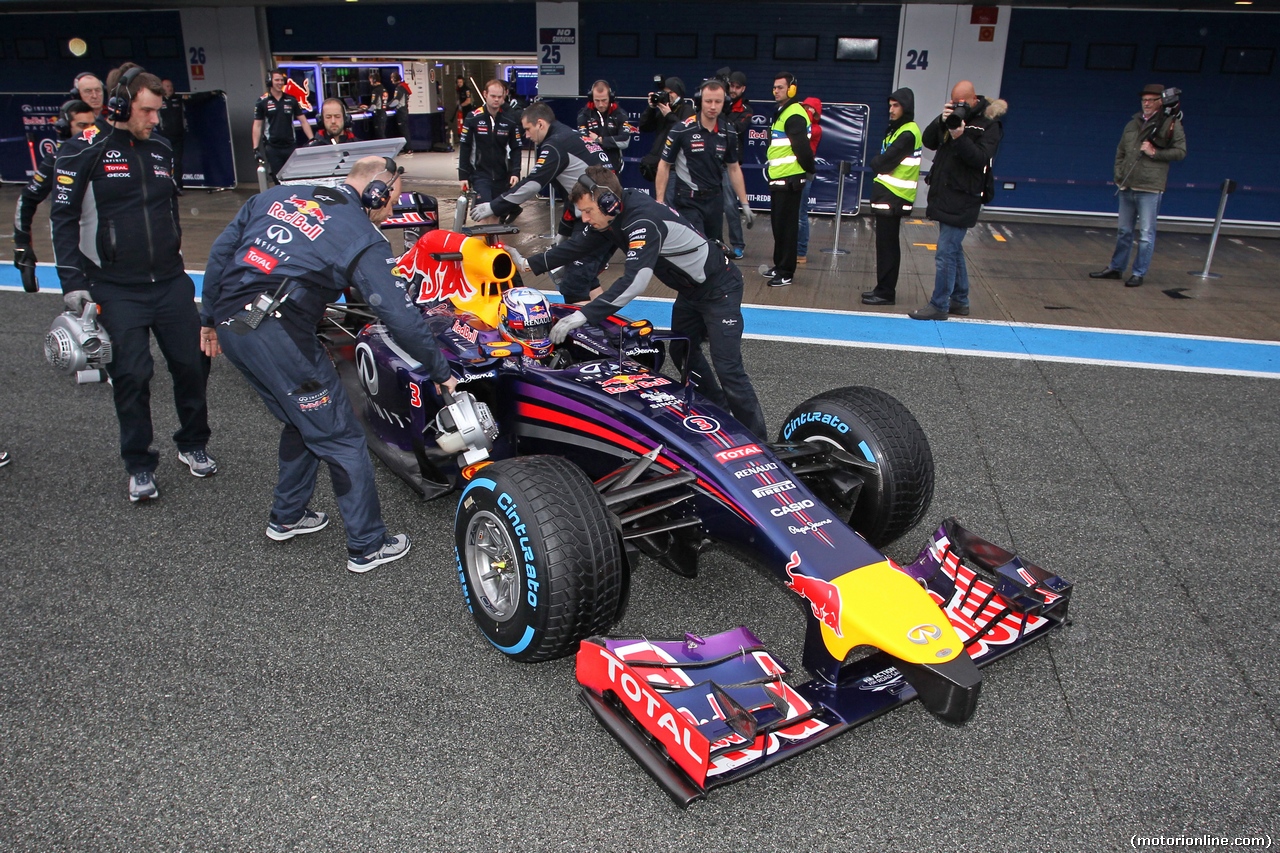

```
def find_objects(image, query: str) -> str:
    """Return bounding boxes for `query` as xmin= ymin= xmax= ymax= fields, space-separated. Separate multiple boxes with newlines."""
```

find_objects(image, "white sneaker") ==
xmin=347 ymin=533 xmax=412 ymax=573
xmin=177 ymin=449 xmax=218 ymax=477
xmin=266 ymin=509 xmax=330 ymax=541
xmin=129 ymin=471 xmax=159 ymax=503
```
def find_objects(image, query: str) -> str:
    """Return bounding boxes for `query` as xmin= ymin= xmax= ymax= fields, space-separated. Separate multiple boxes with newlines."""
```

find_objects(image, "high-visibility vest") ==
xmin=872 ymin=122 xmax=922 ymax=206
xmin=766 ymin=102 xmax=810 ymax=182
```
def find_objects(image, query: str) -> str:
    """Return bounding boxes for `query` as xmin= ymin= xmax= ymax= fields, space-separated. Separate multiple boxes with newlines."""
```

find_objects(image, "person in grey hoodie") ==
xmin=862 ymin=87 xmax=921 ymax=306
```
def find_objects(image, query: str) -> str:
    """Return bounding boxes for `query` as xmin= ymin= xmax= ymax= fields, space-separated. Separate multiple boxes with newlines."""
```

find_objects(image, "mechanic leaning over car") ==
xmin=12 ymin=99 xmax=96 ymax=292
xmin=458 ymin=79 xmax=523 ymax=224
xmin=201 ymin=156 xmax=459 ymax=574
xmin=506 ymin=165 xmax=768 ymax=440
xmin=469 ymin=101 xmax=614 ymax=302
xmin=52 ymin=64 xmax=218 ymax=504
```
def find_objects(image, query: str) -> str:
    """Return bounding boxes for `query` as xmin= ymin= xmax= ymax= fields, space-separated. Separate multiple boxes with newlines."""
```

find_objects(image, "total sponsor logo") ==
xmin=783 ymin=552 xmax=843 ymax=637
xmin=781 ymin=411 xmax=850 ymax=440
xmin=751 ymin=479 xmax=796 ymax=499
xmin=243 ymin=247 xmax=278 ymax=274
xmin=104 ymin=163 xmax=129 ymax=174
xmin=713 ymin=444 xmax=763 ymax=464
xmin=733 ymin=461 xmax=777 ymax=479
xmin=589 ymin=647 xmax=704 ymax=768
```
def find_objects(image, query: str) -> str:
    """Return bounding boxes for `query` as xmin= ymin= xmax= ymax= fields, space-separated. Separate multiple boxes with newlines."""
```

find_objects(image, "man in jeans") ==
xmin=1090 ymin=84 xmax=1187 ymax=288
xmin=909 ymin=80 xmax=1006 ymax=321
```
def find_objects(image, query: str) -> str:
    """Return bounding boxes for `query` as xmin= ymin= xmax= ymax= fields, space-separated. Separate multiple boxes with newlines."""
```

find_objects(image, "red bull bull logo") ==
xmin=783 ymin=551 xmax=843 ymax=637
xmin=266 ymin=194 xmax=327 ymax=240
xmin=391 ymin=240 xmax=476 ymax=304
xmin=282 ymin=78 xmax=312 ymax=112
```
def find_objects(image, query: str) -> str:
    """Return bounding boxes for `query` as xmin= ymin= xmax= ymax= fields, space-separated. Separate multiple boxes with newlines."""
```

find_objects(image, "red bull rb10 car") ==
xmin=325 ymin=215 xmax=1073 ymax=807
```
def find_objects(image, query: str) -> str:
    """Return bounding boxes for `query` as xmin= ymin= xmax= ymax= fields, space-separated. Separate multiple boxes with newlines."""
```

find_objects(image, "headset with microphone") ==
xmin=54 ymin=100 xmax=89 ymax=140
xmin=589 ymin=79 xmax=615 ymax=103
xmin=105 ymin=65 xmax=144 ymax=123
xmin=576 ymin=173 xmax=622 ymax=217
xmin=361 ymin=156 xmax=403 ymax=211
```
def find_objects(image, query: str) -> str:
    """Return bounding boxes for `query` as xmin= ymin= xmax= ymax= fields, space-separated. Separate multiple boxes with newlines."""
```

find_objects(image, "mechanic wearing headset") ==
xmin=469 ymin=102 xmax=614 ymax=301
xmin=457 ymin=79 xmax=523 ymax=222
xmin=506 ymin=165 xmax=767 ymax=440
xmin=71 ymin=72 xmax=112 ymax=131
xmin=309 ymin=98 xmax=358 ymax=145
xmin=654 ymin=77 xmax=754 ymax=245
xmin=12 ymin=99 xmax=97 ymax=292
xmin=577 ymin=80 xmax=631 ymax=172
xmin=51 ymin=64 xmax=217 ymax=503
xmin=201 ymin=156 xmax=458 ymax=574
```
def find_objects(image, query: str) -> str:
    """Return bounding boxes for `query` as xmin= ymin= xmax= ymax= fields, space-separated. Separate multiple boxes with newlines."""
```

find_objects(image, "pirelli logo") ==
xmin=752 ymin=480 xmax=797 ymax=498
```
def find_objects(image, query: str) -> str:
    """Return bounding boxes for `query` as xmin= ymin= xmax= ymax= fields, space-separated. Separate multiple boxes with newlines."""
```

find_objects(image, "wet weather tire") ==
xmin=779 ymin=386 xmax=933 ymax=547
xmin=455 ymin=455 xmax=624 ymax=662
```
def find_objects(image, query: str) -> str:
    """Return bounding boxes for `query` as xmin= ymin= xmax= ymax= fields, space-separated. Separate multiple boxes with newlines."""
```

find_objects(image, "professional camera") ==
xmin=647 ymin=75 xmax=667 ymax=108
xmin=944 ymin=101 xmax=976 ymax=129
xmin=45 ymin=302 xmax=113 ymax=384
xmin=1159 ymin=87 xmax=1182 ymax=119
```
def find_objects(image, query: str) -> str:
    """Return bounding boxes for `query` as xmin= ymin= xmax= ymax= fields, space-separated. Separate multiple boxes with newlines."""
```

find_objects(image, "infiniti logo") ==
xmin=106 ymin=150 xmax=122 ymax=158
xmin=355 ymin=342 xmax=378 ymax=396
xmin=266 ymin=224 xmax=293 ymax=244
xmin=906 ymin=623 xmax=942 ymax=644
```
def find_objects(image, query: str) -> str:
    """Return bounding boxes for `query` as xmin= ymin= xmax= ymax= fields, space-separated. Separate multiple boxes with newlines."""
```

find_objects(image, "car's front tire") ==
xmin=780 ymin=386 xmax=934 ymax=547
xmin=455 ymin=455 xmax=625 ymax=662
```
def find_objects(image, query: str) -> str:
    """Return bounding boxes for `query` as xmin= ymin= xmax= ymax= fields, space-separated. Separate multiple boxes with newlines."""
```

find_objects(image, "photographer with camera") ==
xmin=638 ymin=76 xmax=695 ymax=201
xmin=908 ymin=80 xmax=1006 ymax=321
xmin=1089 ymin=84 xmax=1186 ymax=288
xmin=51 ymin=64 xmax=218 ymax=502
xmin=654 ymin=78 xmax=753 ymax=244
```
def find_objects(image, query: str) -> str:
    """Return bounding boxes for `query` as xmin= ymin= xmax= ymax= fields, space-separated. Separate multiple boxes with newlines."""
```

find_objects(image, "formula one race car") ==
xmin=323 ymin=210 xmax=1073 ymax=806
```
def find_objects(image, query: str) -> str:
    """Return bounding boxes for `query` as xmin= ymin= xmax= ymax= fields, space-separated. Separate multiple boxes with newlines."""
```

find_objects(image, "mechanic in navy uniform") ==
xmin=201 ymin=156 xmax=459 ymax=574
xmin=577 ymin=80 xmax=631 ymax=172
xmin=457 ymin=79 xmax=522 ymax=221
xmin=363 ymin=70 xmax=388 ymax=139
xmin=469 ymin=102 xmax=614 ymax=302
xmin=309 ymin=98 xmax=358 ymax=145
xmin=387 ymin=71 xmax=412 ymax=153
xmin=507 ymin=166 xmax=767 ymax=439
xmin=654 ymin=78 xmax=754 ymax=245
xmin=51 ymin=64 xmax=217 ymax=503
xmin=12 ymin=99 xmax=96 ymax=291
xmin=252 ymin=69 xmax=313 ymax=183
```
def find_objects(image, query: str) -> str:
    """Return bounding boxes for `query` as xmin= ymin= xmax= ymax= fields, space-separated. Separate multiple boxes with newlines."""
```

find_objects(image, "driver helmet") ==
xmin=497 ymin=287 xmax=554 ymax=359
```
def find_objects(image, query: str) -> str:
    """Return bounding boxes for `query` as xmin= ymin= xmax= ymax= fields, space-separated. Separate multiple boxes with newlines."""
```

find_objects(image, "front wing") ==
xmin=576 ymin=518 xmax=1073 ymax=806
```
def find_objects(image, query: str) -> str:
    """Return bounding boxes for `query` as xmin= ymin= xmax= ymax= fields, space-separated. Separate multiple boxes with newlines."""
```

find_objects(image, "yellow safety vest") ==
xmin=766 ymin=102 xmax=810 ymax=182
xmin=872 ymin=122 xmax=922 ymax=205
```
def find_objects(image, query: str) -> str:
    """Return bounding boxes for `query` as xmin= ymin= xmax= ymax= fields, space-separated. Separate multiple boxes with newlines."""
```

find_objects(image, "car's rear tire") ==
xmin=455 ymin=455 xmax=624 ymax=662
xmin=779 ymin=386 xmax=934 ymax=547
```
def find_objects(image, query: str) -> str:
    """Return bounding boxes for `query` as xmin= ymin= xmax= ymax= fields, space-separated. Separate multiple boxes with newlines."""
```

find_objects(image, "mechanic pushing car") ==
xmin=469 ymin=102 xmax=614 ymax=302
xmin=506 ymin=165 xmax=767 ymax=439
xmin=201 ymin=156 xmax=458 ymax=574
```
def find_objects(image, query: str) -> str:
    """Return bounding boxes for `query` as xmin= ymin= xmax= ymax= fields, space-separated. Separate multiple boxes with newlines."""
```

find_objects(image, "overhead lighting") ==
xmin=67 ymin=37 xmax=87 ymax=57
xmin=1235 ymin=1 xmax=1252 ymax=4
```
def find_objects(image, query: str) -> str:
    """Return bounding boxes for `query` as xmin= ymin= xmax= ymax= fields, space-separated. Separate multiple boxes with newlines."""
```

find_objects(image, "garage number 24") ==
xmin=905 ymin=49 xmax=929 ymax=70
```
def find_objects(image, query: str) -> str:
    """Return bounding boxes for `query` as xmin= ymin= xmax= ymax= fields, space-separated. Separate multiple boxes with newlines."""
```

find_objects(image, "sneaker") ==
xmin=767 ymin=274 xmax=793 ymax=288
xmin=948 ymin=301 xmax=971 ymax=316
xmin=266 ymin=509 xmax=330 ymax=542
xmin=0 ymin=450 xmax=10 ymax=468
xmin=908 ymin=305 xmax=949 ymax=321
xmin=758 ymin=265 xmax=776 ymax=278
xmin=730 ymin=247 xmax=744 ymax=260
xmin=347 ymin=533 xmax=412 ymax=574
xmin=129 ymin=471 xmax=159 ymax=503
xmin=177 ymin=449 xmax=218 ymax=478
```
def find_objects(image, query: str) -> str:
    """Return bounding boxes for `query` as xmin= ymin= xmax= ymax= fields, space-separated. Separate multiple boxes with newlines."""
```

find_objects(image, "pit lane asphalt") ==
xmin=1 ymin=289 xmax=1276 ymax=851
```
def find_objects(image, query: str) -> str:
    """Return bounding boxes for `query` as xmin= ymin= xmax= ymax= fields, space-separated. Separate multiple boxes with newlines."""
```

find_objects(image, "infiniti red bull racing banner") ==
xmin=0 ymin=92 xmax=236 ymax=188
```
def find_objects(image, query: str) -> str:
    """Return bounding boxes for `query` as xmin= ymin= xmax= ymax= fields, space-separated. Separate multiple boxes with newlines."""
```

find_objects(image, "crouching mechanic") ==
xmin=202 ymin=156 xmax=459 ymax=574
xmin=469 ymin=102 xmax=614 ymax=301
xmin=507 ymin=166 xmax=767 ymax=439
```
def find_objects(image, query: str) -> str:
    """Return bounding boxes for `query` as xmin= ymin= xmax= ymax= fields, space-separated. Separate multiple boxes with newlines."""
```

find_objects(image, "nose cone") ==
xmin=823 ymin=560 xmax=963 ymax=665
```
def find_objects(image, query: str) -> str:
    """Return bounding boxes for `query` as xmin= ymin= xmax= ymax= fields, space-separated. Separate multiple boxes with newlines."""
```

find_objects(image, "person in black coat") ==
xmin=909 ymin=80 xmax=1006 ymax=321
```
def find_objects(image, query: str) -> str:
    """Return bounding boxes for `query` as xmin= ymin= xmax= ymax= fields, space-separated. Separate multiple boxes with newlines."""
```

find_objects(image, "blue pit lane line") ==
xmin=5 ymin=265 xmax=1276 ymax=378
